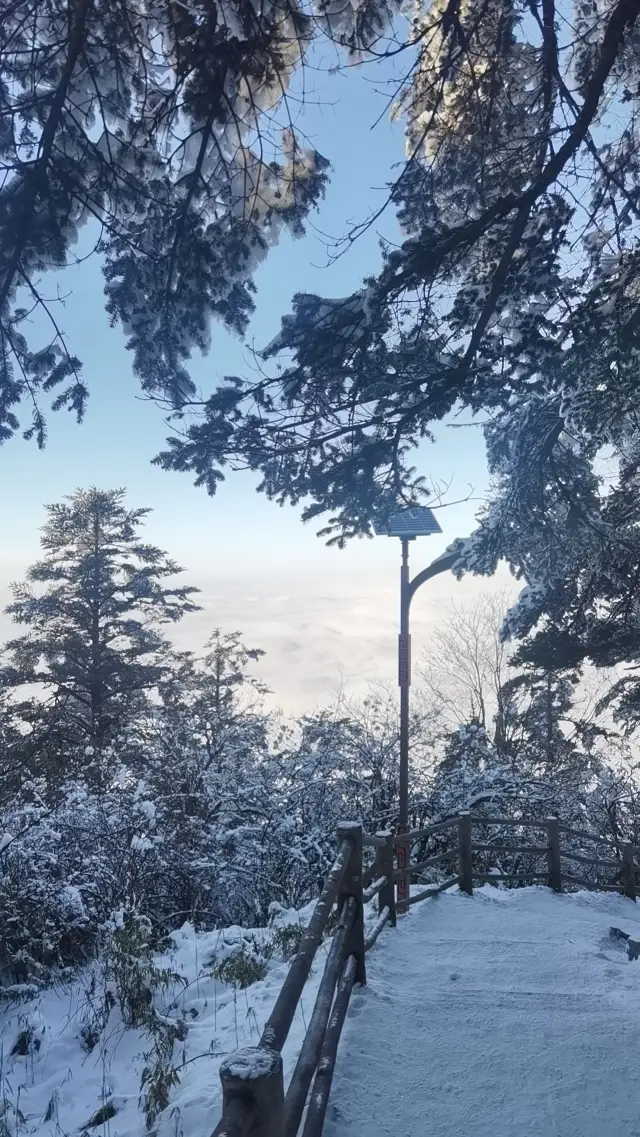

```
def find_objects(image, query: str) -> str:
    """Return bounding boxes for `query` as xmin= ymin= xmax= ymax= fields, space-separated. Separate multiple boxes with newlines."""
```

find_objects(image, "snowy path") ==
xmin=325 ymin=887 xmax=640 ymax=1137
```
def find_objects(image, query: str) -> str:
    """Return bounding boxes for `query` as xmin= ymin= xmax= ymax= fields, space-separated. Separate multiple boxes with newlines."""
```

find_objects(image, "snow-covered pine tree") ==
xmin=158 ymin=0 xmax=640 ymax=526
xmin=135 ymin=630 xmax=274 ymax=927
xmin=498 ymin=665 xmax=581 ymax=778
xmin=2 ymin=487 xmax=200 ymax=789
xmin=0 ymin=0 xmax=401 ymax=444
xmin=430 ymin=722 xmax=501 ymax=819
xmin=441 ymin=398 xmax=640 ymax=722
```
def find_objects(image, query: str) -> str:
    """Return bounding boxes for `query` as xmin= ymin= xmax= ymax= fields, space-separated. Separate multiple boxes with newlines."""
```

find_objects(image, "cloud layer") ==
xmin=169 ymin=567 xmax=513 ymax=711
xmin=0 ymin=553 xmax=513 ymax=712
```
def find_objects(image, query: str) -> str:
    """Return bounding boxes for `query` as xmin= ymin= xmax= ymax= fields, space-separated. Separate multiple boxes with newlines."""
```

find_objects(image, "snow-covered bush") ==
xmin=0 ymin=789 xmax=98 ymax=989
xmin=0 ymin=678 xmax=432 ymax=991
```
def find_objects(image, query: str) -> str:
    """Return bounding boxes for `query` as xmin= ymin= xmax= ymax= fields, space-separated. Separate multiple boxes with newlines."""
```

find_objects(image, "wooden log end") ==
xmin=220 ymin=1046 xmax=282 ymax=1083
xmin=216 ymin=1046 xmax=284 ymax=1137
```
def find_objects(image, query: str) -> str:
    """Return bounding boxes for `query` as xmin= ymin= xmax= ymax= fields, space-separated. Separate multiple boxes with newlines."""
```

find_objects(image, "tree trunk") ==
xmin=89 ymin=510 xmax=104 ymax=752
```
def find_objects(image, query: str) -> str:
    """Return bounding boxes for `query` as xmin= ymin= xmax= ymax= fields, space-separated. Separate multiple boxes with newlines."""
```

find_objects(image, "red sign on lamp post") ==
xmin=396 ymin=824 xmax=409 ymax=906
xmin=398 ymin=633 xmax=411 ymax=687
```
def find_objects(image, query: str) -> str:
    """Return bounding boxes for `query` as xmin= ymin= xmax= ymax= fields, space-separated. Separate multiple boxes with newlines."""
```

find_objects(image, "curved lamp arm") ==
xmin=407 ymin=549 xmax=462 ymax=606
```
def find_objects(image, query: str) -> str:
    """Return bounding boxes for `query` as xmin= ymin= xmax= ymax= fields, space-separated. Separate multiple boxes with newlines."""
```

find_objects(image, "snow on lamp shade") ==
xmin=374 ymin=506 xmax=442 ymax=539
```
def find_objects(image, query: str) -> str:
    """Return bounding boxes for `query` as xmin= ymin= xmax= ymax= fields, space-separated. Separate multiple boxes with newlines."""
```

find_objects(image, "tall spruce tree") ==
xmin=498 ymin=666 xmax=581 ymax=777
xmin=2 ymin=487 xmax=200 ymax=784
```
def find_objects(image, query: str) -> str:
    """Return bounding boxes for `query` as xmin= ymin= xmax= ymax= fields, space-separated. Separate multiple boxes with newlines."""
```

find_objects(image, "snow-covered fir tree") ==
xmin=2 ymin=487 xmax=200 ymax=790
xmin=133 ymin=630 xmax=275 ymax=927
xmin=499 ymin=665 xmax=581 ymax=777
xmin=158 ymin=0 xmax=640 ymax=517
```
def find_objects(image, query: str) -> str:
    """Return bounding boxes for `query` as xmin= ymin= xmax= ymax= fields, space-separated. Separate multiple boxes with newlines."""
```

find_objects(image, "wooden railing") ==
xmin=393 ymin=815 xmax=461 ymax=908
xmin=211 ymin=812 xmax=639 ymax=1137
xmin=212 ymin=824 xmax=395 ymax=1137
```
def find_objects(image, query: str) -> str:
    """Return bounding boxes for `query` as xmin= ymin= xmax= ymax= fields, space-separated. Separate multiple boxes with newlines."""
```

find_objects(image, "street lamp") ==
xmin=374 ymin=506 xmax=459 ymax=905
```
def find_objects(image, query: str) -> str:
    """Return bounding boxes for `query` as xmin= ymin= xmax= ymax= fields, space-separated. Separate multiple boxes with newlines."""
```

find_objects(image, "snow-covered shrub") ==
xmin=0 ymin=793 xmax=97 ymax=989
xmin=211 ymin=947 xmax=269 ymax=990
xmin=0 ymin=778 xmax=177 ymax=990
xmin=425 ymin=719 xmax=640 ymax=889
xmin=271 ymin=922 xmax=306 ymax=961
xmin=106 ymin=911 xmax=183 ymax=1028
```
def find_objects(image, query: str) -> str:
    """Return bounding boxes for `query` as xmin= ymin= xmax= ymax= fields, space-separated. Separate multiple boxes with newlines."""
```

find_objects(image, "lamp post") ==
xmin=374 ymin=507 xmax=461 ymax=905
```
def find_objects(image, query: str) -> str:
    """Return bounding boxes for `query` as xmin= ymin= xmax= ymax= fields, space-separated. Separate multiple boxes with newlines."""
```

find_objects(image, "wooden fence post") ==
xmin=622 ymin=843 xmax=637 ymax=901
xmin=213 ymin=1047 xmax=284 ymax=1137
xmin=336 ymin=823 xmax=366 ymax=985
xmin=458 ymin=812 xmax=473 ymax=895
xmin=547 ymin=817 xmax=562 ymax=893
xmin=375 ymin=830 xmax=397 ymax=928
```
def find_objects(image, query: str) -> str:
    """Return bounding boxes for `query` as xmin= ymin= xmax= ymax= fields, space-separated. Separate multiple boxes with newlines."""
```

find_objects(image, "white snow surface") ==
xmin=0 ymin=905 xmax=322 ymax=1137
xmin=5 ymin=888 xmax=640 ymax=1137
xmin=325 ymin=886 xmax=640 ymax=1137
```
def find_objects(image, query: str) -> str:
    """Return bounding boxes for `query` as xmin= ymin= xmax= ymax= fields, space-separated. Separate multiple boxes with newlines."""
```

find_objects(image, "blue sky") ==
xmin=0 ymin=47 xmax=505 ymax=708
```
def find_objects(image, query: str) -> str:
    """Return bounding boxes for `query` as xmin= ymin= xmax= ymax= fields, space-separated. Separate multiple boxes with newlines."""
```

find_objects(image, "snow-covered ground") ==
xmin=0 ymin=905 xmax=324 ymax=1137
xmin=325 ymin=886 xmax=640 ymax=1137
xmin=5 ymin=887 xmax=640 ymax=1137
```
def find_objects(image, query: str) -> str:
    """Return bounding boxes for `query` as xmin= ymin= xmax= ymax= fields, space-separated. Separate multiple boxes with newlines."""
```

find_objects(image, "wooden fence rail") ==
xmin=212 ymin=812 xmax=639 ymax=1137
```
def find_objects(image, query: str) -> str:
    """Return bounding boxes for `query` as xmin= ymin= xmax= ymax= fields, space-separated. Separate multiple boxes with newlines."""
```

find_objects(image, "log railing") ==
xmin=392 ymin=812 xmax=640 ymax=905
xmin=211 ymin=812 xmax=639 ymax=1137
xmin=212 ymin=824 xmax=396 ymax=1137
xmin=461 ymin=813 xmax=638 ymax=900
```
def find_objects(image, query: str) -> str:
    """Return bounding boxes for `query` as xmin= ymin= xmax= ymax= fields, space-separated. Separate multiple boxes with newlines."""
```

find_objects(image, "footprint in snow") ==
xmin=348 ymin=994 xmax=368 ymax=1015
